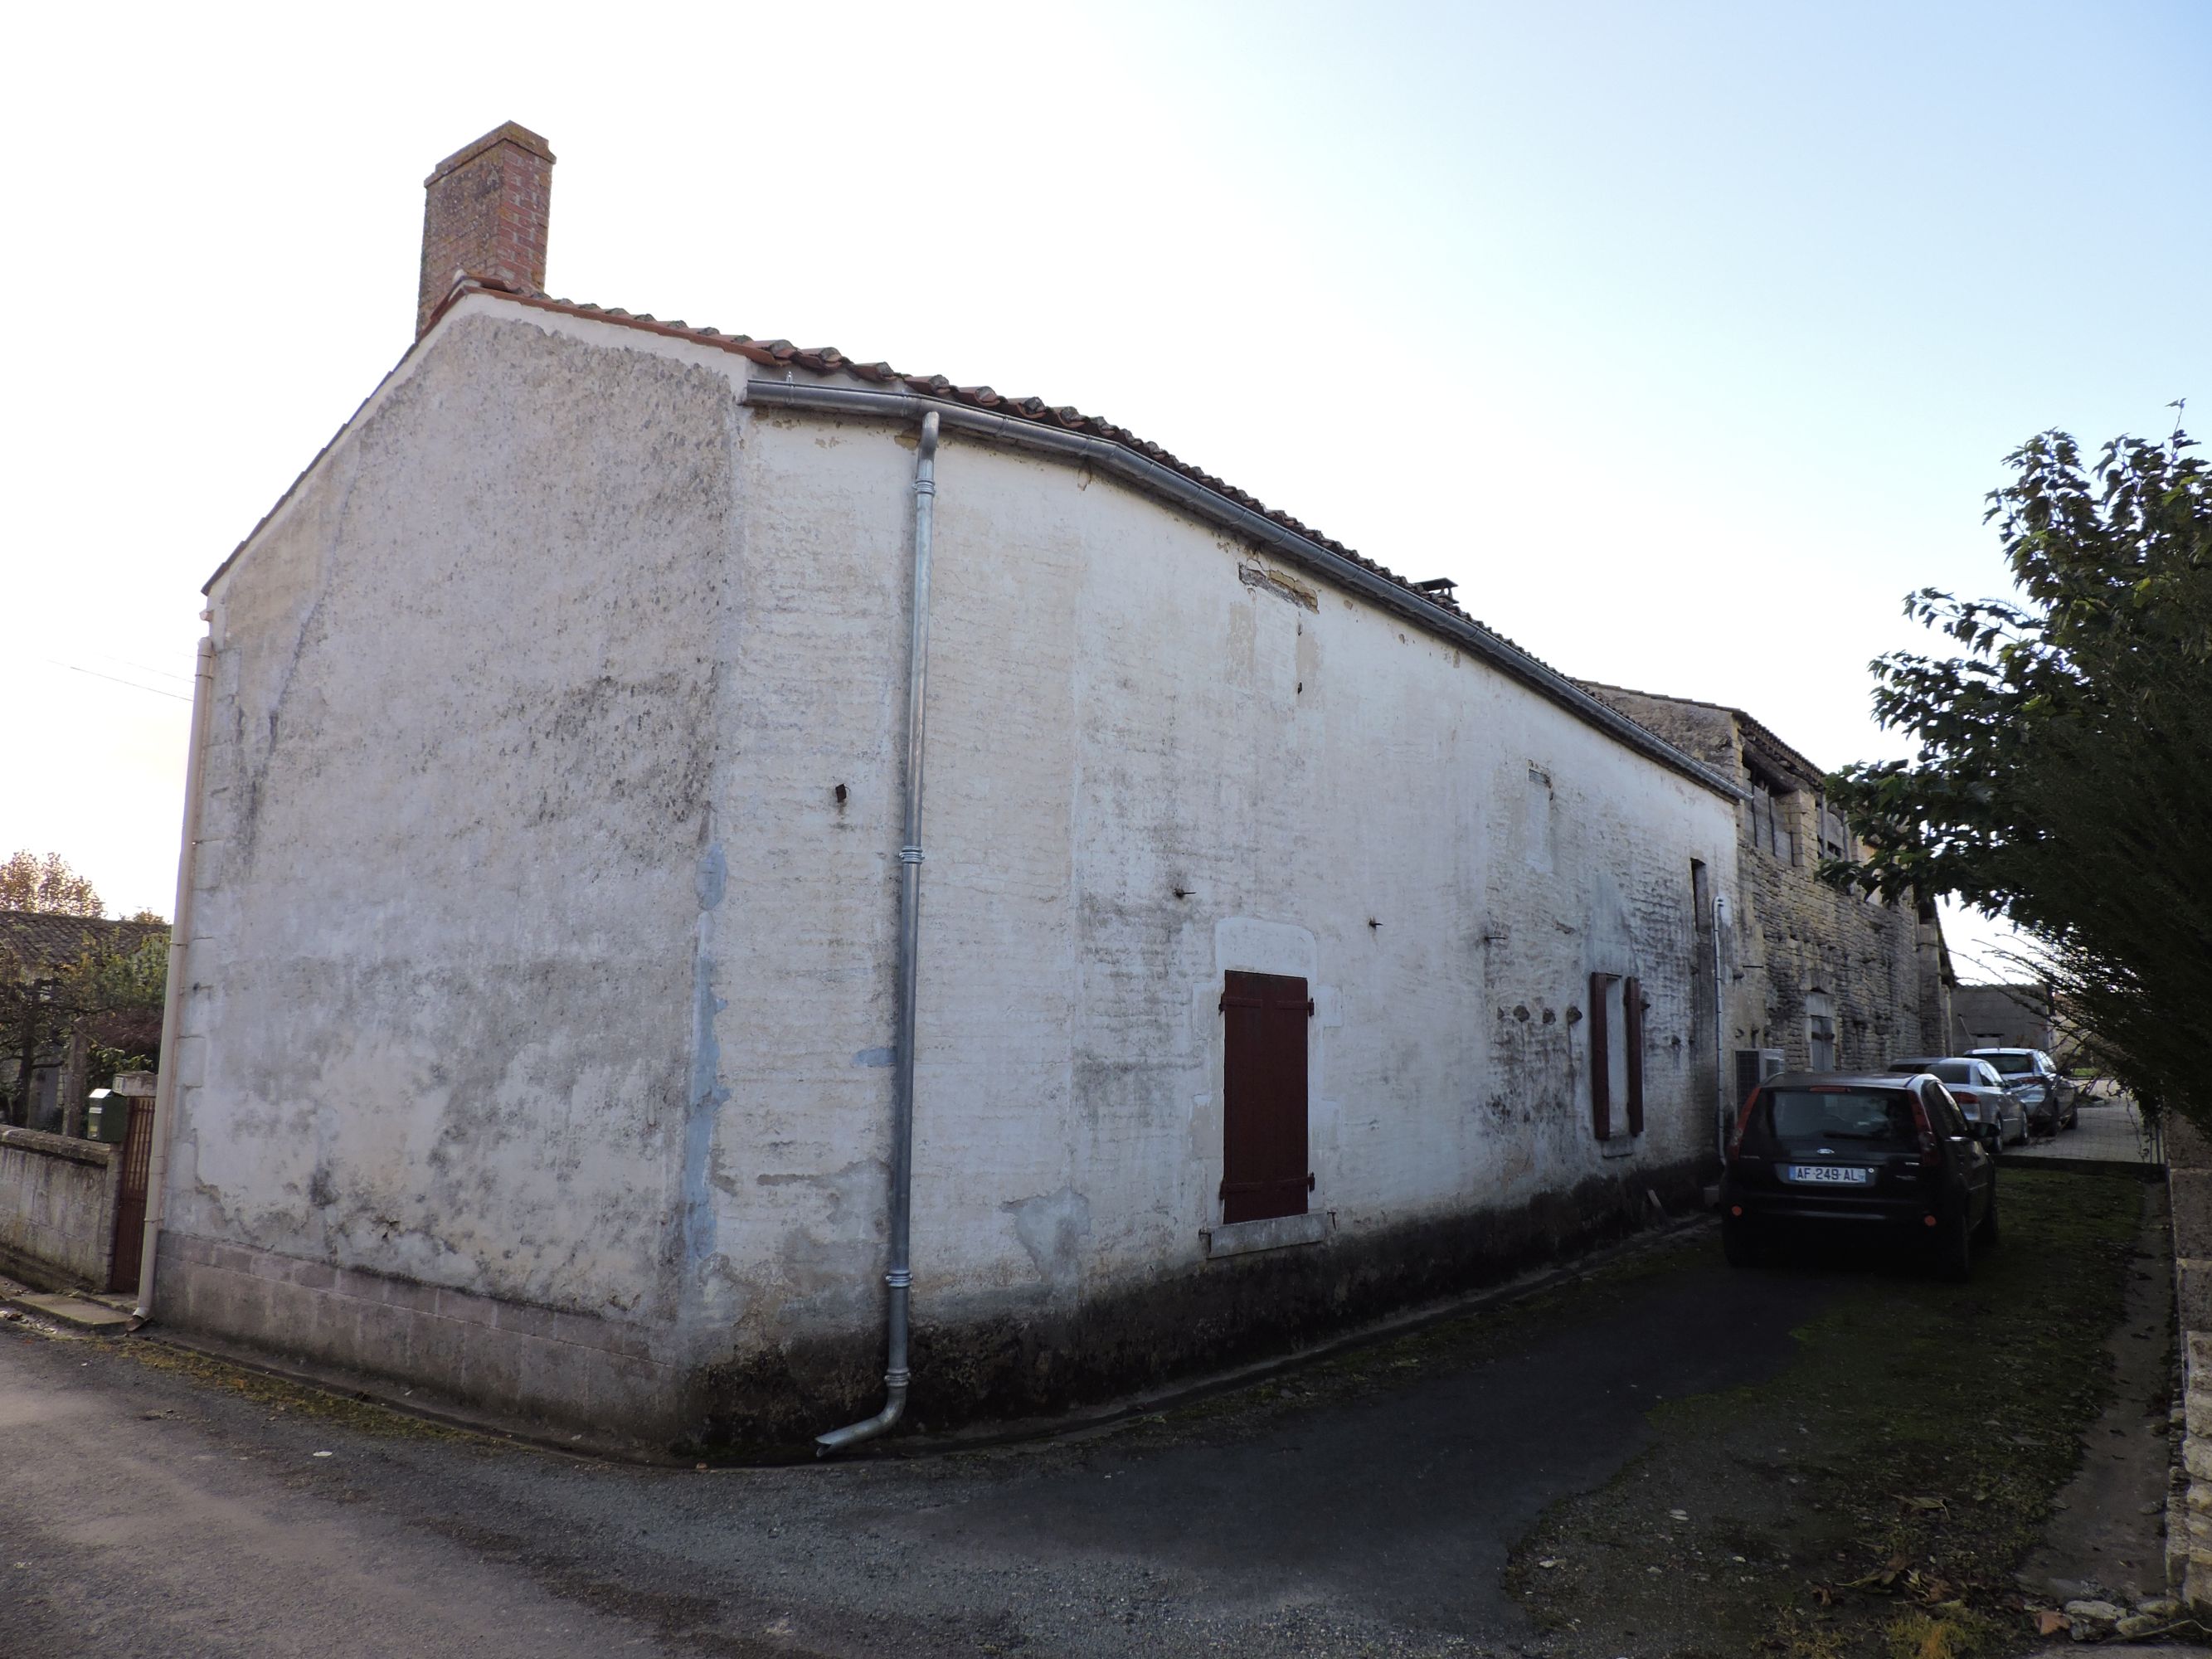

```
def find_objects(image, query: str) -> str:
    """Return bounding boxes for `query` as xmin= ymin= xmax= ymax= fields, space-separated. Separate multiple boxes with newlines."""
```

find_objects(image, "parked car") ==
xmin=1720 ymin=1070 xmax=1998 ymax=1280
xmin=1884 ymin=1058 xmax=2028 ymax=1147
xmin=1969 ymin=1048 xmax=2078 ymax=1133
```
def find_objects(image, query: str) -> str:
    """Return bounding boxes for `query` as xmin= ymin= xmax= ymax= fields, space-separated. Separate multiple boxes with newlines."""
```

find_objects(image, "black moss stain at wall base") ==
xmin=689 ymin=1157 xmax=1710 ymax=1455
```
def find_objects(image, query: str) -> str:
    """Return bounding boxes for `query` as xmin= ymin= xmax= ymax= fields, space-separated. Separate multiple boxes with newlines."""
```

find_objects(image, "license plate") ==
xmin=1787 ymin=1165 xmax=1871 ymax=1185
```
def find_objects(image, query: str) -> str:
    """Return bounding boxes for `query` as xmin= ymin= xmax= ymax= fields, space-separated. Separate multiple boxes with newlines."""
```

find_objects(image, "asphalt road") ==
xmin=0 ymin=1240 xmax=1829 ymax=1659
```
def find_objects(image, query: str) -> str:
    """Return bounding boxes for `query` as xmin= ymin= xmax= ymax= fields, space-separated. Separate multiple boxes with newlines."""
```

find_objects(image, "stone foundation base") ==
xmin=154 ymin=1232 xmax=682 ymax=1446
xmin=154 ymin=1156 xmax=1709 ymax=1457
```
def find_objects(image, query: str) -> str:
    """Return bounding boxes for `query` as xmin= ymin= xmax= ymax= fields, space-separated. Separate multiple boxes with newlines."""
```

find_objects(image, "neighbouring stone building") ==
xmin=1952 ymin=983 xmax=2056 ymax=1054
xmin=1 ymin=910 xmax=168 ymax=1135
xmin=148 ymin=124 xmax=1778 ymax=1452
xmin=1579 ymin=685 xmax=1954 ymax=1109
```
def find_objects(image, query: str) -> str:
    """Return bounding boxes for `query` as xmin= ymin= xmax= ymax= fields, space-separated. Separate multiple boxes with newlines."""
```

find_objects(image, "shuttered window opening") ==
xmin=1219 ymin=971 xmax=1314 ymax=1224
xmin=1587 ymin=971 xmax=1646 ymax=1141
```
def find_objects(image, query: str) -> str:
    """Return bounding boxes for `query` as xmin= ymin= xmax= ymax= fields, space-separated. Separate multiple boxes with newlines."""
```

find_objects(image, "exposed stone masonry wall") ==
xmin=1732 ymin=810 xmax=1939 ymax=1068
xmin=2166 ymin=1115 xmax=2212 ymax=1603
xmin=1582 ymin=687 xmax=1948 ymax=1070
xmin=0 ymin=1126 xmax=123 ymax=1290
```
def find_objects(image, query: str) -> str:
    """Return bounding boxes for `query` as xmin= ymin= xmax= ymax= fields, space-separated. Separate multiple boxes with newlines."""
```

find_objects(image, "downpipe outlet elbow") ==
xmin=814 ymin=1372 xmax=909 ymax=1458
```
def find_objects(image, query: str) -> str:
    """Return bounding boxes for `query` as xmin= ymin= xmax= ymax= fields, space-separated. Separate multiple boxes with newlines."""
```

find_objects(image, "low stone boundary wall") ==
xmin=0 ymin=1125 xmax=123 ymax=1291
xmin=2166 ymin=1116 xmax=2212 ymax=1603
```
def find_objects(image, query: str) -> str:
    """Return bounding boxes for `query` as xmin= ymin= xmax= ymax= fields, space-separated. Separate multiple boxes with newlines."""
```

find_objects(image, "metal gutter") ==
xmin=743 ymin=378 xmax=1743 ymax=803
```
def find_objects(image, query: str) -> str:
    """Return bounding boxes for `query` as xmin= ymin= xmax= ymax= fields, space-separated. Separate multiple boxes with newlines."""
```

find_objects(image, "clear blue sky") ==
xmin=3 ymin=0 xmax=2205 ymax=975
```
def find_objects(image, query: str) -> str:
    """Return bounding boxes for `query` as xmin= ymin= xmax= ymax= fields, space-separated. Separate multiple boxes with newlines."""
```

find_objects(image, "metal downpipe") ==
xmin=817 ymin=409 xmax=940 ymax=1457
xmin=1713 ymin=893 xmax=1731 ymax=1164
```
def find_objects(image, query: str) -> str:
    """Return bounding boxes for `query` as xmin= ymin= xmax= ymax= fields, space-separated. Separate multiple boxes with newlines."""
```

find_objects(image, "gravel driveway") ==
xmin=2 ymin=1233 xmax=1828 ymax=1659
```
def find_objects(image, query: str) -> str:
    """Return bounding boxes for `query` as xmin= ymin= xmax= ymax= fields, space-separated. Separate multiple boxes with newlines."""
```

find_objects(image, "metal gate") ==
xmin=108 ymin=1102 xmax=155 ymax=1295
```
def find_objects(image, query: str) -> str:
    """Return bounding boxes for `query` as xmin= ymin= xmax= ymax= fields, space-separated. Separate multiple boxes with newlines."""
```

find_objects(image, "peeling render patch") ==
xmin=1002 ymin=1185 xmax=1092 ymax=1294
xmin=1238 ymin=562 xmax=1320 ymax=611
xmin=684 ymin=841 xmax=730 ymax=1269
xmin=852 ymin=1048 xmax=895 ymax=1068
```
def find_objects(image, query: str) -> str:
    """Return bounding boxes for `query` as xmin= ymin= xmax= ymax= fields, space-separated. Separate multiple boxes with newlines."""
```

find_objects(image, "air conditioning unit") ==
xmin=1733 ymin=1048 xmax=1786 ymax=1107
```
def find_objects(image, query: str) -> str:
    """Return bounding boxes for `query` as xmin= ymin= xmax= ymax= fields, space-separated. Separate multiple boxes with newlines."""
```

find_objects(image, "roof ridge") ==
xmin=1575 ymin=679 xmax=1830 ymax=782
xmin=214 ymin=279 xmax=1743 ymax=803
xmin=455 ymin=280 xmax=1520 ymax=643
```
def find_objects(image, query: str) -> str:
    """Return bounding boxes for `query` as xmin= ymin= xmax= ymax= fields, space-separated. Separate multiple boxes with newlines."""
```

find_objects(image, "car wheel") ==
xmin=1723 ymin=1221 xmax=1759 ymax=1269
xmin=1935 ymin=1211 xmax=1973 ymax=1282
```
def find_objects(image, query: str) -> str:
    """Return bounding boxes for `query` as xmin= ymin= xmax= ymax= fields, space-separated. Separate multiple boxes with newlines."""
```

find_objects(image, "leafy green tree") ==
xmin=1826 ymin=417 xmax=2210 ymax=1130
xmin=0 ymin=866 xmax=166 ymax=1126
xmin=0 ymin=850 xmax=103 ymax=917
xmin=61 ymin=932 xmax=168 ymax=1073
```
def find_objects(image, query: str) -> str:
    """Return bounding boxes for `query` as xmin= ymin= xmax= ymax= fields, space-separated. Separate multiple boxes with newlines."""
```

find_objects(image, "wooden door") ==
xmin=1220 ymin=971 xmax=1311 ymax=1224
xmin=109 ymin=1101 xmax=155 ymax=1295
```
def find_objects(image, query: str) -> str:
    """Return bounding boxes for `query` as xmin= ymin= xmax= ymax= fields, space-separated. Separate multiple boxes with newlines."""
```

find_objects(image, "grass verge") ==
xmin=1506 ymin=1167 xmax=2148 ymax=1658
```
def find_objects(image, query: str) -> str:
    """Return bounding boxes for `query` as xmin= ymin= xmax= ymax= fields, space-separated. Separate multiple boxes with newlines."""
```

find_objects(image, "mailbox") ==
xmin=85 ymin=1089 xmax=134 ymax=1144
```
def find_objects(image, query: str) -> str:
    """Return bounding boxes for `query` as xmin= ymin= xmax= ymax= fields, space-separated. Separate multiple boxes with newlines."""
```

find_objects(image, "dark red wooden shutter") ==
xmin=1221 ymin=971 xmax=1311 ymax=1224
xmin=1623 ymin=975 xmax=1645 ymax=1136
xmin=1588 ymin=971 xmax=1613 ymax=1139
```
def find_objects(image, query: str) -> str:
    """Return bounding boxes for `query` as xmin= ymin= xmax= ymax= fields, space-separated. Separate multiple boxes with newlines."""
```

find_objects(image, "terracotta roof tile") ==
xmin=207 ymin=275 xmax=1739 ymax=798
xmin=420 ymin=278 xmax=1510 ymax=632
xmin=0 ymin=912 xmax=167 ymax=977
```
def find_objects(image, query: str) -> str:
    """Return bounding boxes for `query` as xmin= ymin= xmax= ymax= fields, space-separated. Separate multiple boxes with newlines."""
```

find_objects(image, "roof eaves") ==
xmin=1734 ymin=715 xmax=1826 ymax=789
xmin=745 ymin=377 xmax=1746 ymax=801
xmin=210 ymin=280 xmax=1744 ymax=801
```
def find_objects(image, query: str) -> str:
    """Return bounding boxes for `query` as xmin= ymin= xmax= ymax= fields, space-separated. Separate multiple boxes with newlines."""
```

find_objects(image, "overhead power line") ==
xmin=38 ymin=659 xmax=192 ymax=703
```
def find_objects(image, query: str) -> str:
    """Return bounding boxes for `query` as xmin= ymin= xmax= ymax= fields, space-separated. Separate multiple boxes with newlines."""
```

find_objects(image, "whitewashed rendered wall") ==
xmin=709 ymin=398 xmax=1743 ymax=1391
xmin=165 ymin=306 xmax=751 ymax=1428
xmin=168 ymin=300 xmax=1739 ymax=1439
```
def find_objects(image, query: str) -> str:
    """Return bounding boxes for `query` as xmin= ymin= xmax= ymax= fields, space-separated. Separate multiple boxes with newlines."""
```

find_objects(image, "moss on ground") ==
xmin=1508 ymin=1168 xmax=2149 ymax=1658
xmin=1117 ymin=1227 xmax=1714 ymax=1448
xmin=120 ymin=1337 xmax=478 ymax=1444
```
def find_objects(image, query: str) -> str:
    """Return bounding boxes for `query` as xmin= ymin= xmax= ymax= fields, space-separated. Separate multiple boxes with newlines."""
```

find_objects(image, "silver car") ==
xmin=1969 ymin=1048 xmax=2078 ymax=1132
xmin=1886 ymin=1057 xmax=2029 ymax=1146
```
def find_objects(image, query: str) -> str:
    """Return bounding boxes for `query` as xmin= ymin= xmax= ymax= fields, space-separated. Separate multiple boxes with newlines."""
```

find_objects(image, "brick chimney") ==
xmin=416 ymin=122 xmax=556 ymax=337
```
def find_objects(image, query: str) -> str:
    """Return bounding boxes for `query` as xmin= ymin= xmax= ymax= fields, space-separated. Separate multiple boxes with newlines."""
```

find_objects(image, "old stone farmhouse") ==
xmin=143 ymin=124 xmax=1930 ymax=1451
xmin=1579 ymin=684 xmax=1954 ymax=1102
xmin=1952 ymin=982 xmax=2056 ymax=1054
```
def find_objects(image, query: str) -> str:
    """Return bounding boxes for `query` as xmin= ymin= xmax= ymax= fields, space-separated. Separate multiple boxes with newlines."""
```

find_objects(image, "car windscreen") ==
xmin=1764 ymin=1088 xmax=1919 ymax=1151
xmin=1980 ymin=1053 xmax=2035 ymax=1075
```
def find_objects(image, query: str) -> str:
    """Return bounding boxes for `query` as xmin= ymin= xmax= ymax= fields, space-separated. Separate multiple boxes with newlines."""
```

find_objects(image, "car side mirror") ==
xmin=1972 ymin=1123 xmax=2000 ymax=1148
